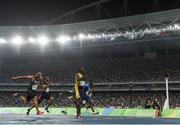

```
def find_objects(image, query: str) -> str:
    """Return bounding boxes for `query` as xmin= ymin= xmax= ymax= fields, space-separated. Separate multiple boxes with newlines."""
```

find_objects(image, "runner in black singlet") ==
xmin=12 ymin=72 xmax=44 ymax=115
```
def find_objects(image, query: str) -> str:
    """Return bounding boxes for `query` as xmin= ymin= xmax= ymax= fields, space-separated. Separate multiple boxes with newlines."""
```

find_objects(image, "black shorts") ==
xmin=26 ymin=90 xmax=38 ymax=102
xmin=40 ymin=91 xmax=51 ymax=101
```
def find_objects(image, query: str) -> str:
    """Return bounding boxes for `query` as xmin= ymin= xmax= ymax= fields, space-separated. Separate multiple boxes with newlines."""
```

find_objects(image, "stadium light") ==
xmin=87 ymin=34 xmax=95 ymax=39
xmin=174 ymin=24 xmax=180 ymax=30
xmin=11 ymin=36 xmax=23 ymax=46
xmin=28 ymin=37 xmax=36 ymax=43
xmin=37 ymin=35 xmax=49 ymax=46
xmin=0 ymin=38 xmax=7 ymax=44
xmin=78 ymin=33 xmax=86 ymax=40
xmin=39 ymin=24 xmax=180 ymax=44
xmin=0 ymin=23 xmax=179 ymax=48
xmin=57 ymin=35 xmax=71 ymax=45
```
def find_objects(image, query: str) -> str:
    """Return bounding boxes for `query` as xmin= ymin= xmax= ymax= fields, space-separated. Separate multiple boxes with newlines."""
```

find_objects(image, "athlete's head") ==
xmin=78 ymin=67 xmax=86 ymax=74
xmin=35 ymin=72 xmax=43 ymax=80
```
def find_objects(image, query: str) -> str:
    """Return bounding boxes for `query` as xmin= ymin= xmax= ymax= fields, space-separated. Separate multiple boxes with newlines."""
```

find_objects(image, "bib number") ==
xmin=32 ymin=85 xmax=38 ymax=90
xmin=79 ymin=81 xmax=85 ymax=86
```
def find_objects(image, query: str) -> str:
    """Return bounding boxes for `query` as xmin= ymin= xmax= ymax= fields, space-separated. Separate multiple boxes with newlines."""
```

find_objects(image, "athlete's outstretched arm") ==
xmin=12 ymin=75 xmax=34 ymax=80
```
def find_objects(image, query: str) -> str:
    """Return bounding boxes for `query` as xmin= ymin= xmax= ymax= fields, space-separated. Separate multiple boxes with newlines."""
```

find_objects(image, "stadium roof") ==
xmin=0 ymin=8 xmax=180 ymax=56
xmin=0 ymin=8 xmax=180 ymax=35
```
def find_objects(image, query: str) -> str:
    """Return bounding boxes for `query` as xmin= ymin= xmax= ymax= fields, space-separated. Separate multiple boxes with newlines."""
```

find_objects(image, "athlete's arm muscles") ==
xmin=12 ymin=75 xmax=34 ymax=80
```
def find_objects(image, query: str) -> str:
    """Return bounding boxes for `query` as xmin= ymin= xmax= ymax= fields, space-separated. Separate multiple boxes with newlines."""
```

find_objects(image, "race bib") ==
xmin=79 ymin=81 xmax=85 ymax=86
xmin=32 ymin=84 xmax=38 ymax=90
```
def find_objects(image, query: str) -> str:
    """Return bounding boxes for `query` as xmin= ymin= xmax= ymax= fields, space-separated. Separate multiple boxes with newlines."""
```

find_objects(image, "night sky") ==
xmin=0 ymin=0 xmax=180 ymax=26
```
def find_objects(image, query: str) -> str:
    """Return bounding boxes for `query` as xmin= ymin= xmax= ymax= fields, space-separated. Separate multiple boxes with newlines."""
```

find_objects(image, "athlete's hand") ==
xmin=11 ymin=77 xmax=17 ymax=80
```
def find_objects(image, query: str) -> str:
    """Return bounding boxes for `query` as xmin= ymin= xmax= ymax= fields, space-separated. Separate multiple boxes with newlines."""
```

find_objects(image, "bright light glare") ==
xmin=174 ymin=24 xmax=180 ymax=29
xmin=0 ymin=23 xmax=178 ymax=48
xmin=78 ymin=33 xmax=86 ymax=40
xmin=57 ymin=35 xmax=71 ymax=44
xmin=37 ymin=35 xmax=49 ymax=46
xmin=28 ymin=37 xmax=36 ymax=43
xmin=0 ymin=38 xmax=7 ymax=44
xmin=11 ymin=36 xmax=23 ymax=45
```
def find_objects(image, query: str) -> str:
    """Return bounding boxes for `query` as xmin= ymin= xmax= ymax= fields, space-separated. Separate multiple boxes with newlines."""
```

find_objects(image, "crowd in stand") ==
xmin=0 ymin=92 xmax=180 ymax=109
xmin=0 ymin=54 xmax=180 ymax=83
xmin=0 ymin=54 xmax=180 ymax=108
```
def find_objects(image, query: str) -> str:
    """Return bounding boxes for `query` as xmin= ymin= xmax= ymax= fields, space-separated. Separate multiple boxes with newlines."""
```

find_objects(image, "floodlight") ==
xmin=11 ymin=36 xmax=23 ymax=45
xmin=0 ymin=38 xmax=7 ymax=44
xmin=57 ymin=35 xmax=71 ymax=44
xmin=78 ymin=33 xmax=86 ymax=40
xmin=28 ymin=37 xmax=36 ymax=43
xmin=174 ymin=24 xmax=180 ymax=30
xmin=37 ymin=35 xmax=49 ymax=46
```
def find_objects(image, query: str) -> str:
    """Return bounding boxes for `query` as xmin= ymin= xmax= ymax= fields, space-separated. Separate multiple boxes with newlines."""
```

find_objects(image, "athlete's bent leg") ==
xmin=20 ymin=96 xmax=28 ymax=105
xmin=76 ymin=99 xmax=82 ymax=119
xmin=27 ymin=104 xmax=35 ymax=115
xmin=45 ymin=96 xmax=54 ymax=112
xmin=87 ymin=100 xmax=99 ymax=114
xmin=33 ymin=96 xmax=44 ymax=115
